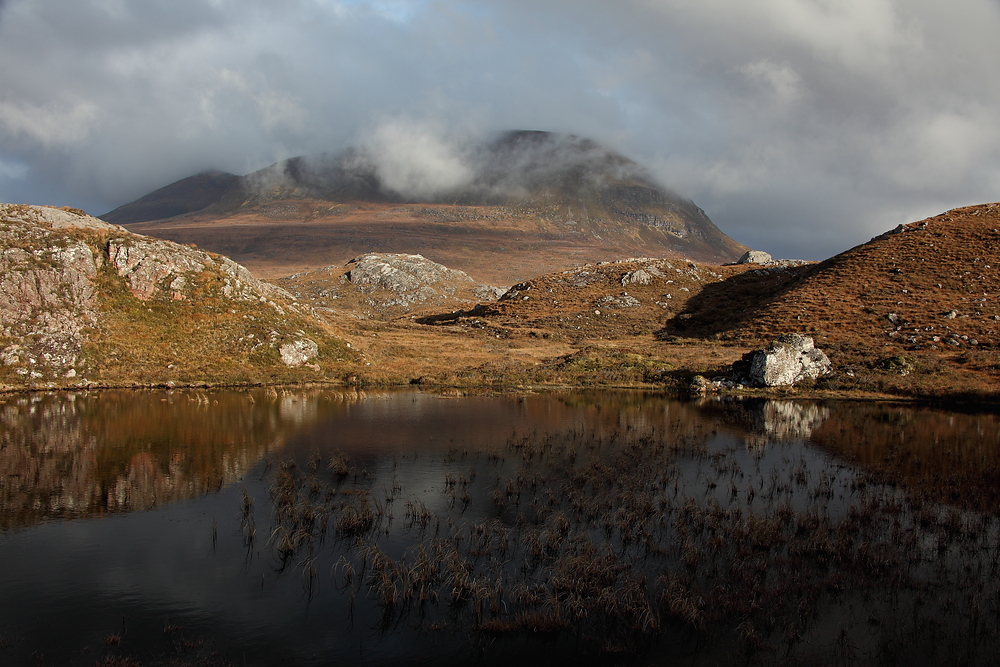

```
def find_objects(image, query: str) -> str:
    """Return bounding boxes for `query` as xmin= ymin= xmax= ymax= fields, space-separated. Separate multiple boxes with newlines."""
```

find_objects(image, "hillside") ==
xmin=101 ymin=131 xmax=746 ymax=284
xmin=672 ymin=203 xmax=1000 ymax=348
xmin=425 ymin=203 xmax=1000 ymax=397
xmin=5 ymin=198 xmax=999 ymax=399
xmin=0 ymin=204 xmax=355 ymax=390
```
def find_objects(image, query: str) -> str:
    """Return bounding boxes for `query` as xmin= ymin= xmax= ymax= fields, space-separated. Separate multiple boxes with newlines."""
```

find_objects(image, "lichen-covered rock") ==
xmin=0 ymin=205 xmax=105 ymax=377
xmin=346 ymin=253 xmax=501 ymax=308
xmin=733 ymin=333 xmax=832 ymax=387
xmin=107 ymin=235 xmax=293 ymax=303
xmin=279 ymin=338 xmax=319 ymax=367
xmin=108 ymin=237 xmax=203 ymax=300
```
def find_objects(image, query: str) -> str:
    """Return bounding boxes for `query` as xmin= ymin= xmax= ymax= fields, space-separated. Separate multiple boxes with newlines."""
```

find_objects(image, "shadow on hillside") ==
xmin=413 ymin=304 xmax=490 ymax=325
xmin=657 ymin=263 xmax=816 ymax=340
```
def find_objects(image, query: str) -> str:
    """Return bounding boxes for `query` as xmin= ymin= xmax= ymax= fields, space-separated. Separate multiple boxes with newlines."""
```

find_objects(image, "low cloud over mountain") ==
xmin=2 ymin=1 xmax=1000 ymax=260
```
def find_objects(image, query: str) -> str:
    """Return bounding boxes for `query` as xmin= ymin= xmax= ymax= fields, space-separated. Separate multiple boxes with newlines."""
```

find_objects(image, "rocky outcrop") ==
xmin=0 ymin=206 xmax=104 ymax=379
xmin=107 ymin=234 xmax=292 ymax=303
xmin=620 ymin=268 xmax=655 ymax=285
xmin=733 ymin=334 xmax=832 ymax=387
xmin=276 ymin=253 xmax=506 ymax=318
xmin=279 ymin=338 xmax=319 ymax=367
xmin=734 ymin=250 xmax=810 ymax=269
xmin=0 ymin=204 xmax=344 ymax=386
xmin=346 ymin=253 xmax=503 ymax=307
xmin=595 ymin=294 xmax=641 ymax=309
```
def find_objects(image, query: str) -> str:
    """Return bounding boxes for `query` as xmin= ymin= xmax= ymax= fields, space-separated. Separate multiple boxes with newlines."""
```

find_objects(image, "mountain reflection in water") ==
xmin=0 ymin=389 xmax=368 ymax=529
xmin=1 ymin=389 xmax=998 ymax=666
xmin=4 ymin=391 xmax=997 ymax=529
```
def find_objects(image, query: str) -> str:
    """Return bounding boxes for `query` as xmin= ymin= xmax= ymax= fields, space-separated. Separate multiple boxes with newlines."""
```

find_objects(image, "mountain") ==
xmin=100 ymin=170 xmax=244 ymax=222
xmin=101 ymin=131 xmax=747 ymax=284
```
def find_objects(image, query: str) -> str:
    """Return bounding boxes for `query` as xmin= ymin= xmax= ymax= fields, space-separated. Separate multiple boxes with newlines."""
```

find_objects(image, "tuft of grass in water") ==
xmin=257 ymin=422 xmax=1000 ymax=663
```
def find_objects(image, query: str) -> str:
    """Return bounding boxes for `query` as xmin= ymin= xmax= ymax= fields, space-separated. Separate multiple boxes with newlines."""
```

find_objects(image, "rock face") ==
xmin=734 ymin=334 xmax=832 ymax=387
xmin=106 ymin=234 xmax=291 ymax=303
xmin=0 ymin=204 xmax=343 ymax=387
xmin=0 ymin=206 xmax=105 ymax=379
xmin=346 ymin=253 xmax=504 ymax=307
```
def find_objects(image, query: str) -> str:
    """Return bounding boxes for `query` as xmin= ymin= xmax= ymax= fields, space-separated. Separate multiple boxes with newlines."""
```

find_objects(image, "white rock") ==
xmin=737 ymin=250 xmax=774 ymax=265
xmin=742 ymin=334 xmax=832 ymax=387
xmin=279 ymin=338 xmax=319 ymax=367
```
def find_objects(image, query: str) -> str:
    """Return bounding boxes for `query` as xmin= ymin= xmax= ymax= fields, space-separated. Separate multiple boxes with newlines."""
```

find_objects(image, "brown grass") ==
xmin=9 ymin=202 xmax=998 ymax=399
xmin=77 ymin=239 xmax=358 ymax=387
xmin=123 ymin=197 xmax=744 ymax=285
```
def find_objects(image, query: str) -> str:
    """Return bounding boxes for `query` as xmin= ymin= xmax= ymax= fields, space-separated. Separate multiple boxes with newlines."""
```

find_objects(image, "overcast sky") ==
xmin=2 ymin=0 xmax=999 ymax=260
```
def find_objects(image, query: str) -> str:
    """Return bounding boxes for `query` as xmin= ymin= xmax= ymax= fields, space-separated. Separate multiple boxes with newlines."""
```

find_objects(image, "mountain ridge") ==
xmin=100 ymin=131 xmax=746 ymax=283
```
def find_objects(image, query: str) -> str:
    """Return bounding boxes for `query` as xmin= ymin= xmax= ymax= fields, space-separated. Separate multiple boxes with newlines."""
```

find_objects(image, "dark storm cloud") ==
xmin=1 ymin=0 xmax=999 ymax=260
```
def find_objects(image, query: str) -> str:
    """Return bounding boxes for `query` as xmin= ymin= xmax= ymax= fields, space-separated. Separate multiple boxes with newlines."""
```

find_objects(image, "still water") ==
xmin=0 ymin=389 xmax=998 ymax=666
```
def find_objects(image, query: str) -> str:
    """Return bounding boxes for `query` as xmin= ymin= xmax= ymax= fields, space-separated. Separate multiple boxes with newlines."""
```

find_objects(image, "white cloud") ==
xmin=217 ymin=69 xmax=306 ymax=132
xmin=741 ymin=59 xmax=804 ymax=107
xmin=358 ymin=117 xmax=474 ymax=199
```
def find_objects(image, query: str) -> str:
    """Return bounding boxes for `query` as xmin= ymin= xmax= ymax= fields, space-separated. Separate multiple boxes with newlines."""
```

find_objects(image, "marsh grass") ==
xmin=260 ymin=420 xmax=1000 ymax=664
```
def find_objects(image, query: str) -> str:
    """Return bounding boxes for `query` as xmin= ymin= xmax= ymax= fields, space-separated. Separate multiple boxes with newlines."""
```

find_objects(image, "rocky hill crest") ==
xmin=0 ymin=204 xmax=354 ymax=389
xmin=277 ymin=252 xmax=504 ymax=318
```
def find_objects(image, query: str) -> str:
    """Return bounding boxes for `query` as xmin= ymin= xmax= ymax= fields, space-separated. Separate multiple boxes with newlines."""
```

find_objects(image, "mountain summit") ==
xmin=102 ymin=131 xmax=746 ymax=283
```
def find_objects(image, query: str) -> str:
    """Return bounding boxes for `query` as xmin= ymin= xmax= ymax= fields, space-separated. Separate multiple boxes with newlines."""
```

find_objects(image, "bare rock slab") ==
xmin=734 ymin=333 xmax=832 ymax=387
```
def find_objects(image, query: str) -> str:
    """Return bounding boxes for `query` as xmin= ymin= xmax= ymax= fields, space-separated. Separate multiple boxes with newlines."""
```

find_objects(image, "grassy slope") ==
xmin=82 ymin=246 xmax=359 ymax=387
xmin=354 ymin=204 xmax=1000 ymax=399
xmin=7 ymin=203 xmax=1000 ymax=400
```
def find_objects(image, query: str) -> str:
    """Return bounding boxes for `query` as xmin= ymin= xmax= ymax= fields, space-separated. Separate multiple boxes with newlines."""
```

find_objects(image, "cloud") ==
xmin=356 ymin=118 xmax=475 ymax=199
xmin=0 ymin=0 xmax=999 ymax=260
xmin=0 ymin=99 xmax=99 ymax=147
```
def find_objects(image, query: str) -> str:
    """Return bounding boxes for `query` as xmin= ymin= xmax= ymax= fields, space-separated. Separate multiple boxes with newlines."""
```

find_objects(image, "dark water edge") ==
xmin=1 ymin=388 xmax=999 ymax=666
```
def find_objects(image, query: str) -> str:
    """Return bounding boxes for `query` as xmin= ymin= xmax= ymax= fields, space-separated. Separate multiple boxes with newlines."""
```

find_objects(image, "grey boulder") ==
xmin=734 ymin=334 xmax=831 ymax=387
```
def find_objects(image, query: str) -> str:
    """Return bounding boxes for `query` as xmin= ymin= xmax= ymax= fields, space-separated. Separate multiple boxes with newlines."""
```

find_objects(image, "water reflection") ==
xmin=686 ymin=397 xmax=831 ymax=450
xmin=0 ymin=389 xmax=374 ymax=529
xmin=0 ymin=389 xmax=998 ymax=666
xmin=5 ymin=389 xmax=996 ymax=531
xmin=810 ymin=403 xmax=1000 ymax=514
